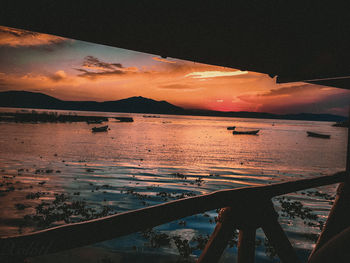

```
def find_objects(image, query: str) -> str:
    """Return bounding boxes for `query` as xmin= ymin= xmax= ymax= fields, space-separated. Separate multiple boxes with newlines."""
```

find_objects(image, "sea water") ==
xmin=0 ymin=108 xmax=347 ymax=262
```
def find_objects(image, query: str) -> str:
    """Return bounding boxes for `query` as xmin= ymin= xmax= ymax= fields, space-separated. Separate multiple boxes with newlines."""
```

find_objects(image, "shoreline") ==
xmin=0 ymin=106 xmax=346 ymax=123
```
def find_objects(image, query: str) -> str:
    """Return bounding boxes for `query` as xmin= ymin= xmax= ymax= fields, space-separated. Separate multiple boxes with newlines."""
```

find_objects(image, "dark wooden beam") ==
xmin=197 ymin=207 xmax=238 ymax=263
xmin=261 ymin=202 xmax=300 ymax=263
xmin=1 ymin=1 xmax=350 ymax=87
xmin=237 ymin=228 xmax=256 ymax=263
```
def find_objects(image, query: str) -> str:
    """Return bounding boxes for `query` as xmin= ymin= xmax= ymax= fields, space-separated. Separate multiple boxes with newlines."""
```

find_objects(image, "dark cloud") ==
xmin=75 ymin=67 xmax=125 ymax=79
xmin=258 ymin=93 xmax=350 ymax=116
xmin=75 ymin=56 xmax=134 ymax=79
xmin=239 ymin=84 xmax=350 ymax=116
xmin=82 ymin=56 xmax=123 ymax=71
xmin=259 ymin=84 xmax=322 ymax=97
xmin=48 ymin=71 xmax=67 ymax=82
xmin=75 ymin=68 xmax=89 ymax=73
xmin=238 ymin=84 xmax=323 ymax=104
xmin=49 ymin=75 xmax=64 ymax=82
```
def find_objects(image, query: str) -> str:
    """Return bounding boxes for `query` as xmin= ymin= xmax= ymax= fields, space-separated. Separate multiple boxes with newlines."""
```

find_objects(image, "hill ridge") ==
xmin=0 ymin=90 xmax=346 ymax=122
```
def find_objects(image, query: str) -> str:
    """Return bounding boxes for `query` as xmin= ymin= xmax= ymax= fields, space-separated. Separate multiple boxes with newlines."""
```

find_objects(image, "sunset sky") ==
xmin=0 ymin=25 xmax=349 ymax=116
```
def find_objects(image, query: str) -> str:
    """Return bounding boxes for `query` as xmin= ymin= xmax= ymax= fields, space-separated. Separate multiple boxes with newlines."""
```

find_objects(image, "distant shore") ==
xmin=0 ymin=110 xmax=109 ymax=123
xmin=0 ymin=90 xmax=347 ymax=122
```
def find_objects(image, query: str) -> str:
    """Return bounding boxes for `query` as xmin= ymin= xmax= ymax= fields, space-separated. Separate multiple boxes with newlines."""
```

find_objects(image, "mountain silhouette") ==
xmin=0 ymin=90 xmax=347 ymax=122
xmin=0 ymin=91 xmax=63 ymax=109
xmin=0 ymin=91 xmax=184 ymax=114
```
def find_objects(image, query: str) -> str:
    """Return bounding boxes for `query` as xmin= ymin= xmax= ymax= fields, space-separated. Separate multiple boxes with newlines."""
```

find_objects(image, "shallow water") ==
xmin=0 ymin=108 xmax=348 ymax=262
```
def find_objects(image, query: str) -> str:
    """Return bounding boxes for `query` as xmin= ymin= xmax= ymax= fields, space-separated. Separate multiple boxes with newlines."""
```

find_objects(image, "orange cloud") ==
xmin=0 ymin=26 xmax=69 ymax=47
xmin=152 ymin=57 xmax=177 ymax=64
xmin=0 ymin=70 xmax=81 ymax=92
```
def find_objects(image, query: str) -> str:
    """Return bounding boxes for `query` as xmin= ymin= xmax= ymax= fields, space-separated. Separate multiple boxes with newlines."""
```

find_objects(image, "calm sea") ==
xmin=0 ymin=108 xmax=348 ymax=262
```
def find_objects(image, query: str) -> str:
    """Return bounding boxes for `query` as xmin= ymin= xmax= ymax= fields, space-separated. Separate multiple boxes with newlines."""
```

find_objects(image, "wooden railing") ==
xmin=0 ymin=171 xmax=347 ymax=263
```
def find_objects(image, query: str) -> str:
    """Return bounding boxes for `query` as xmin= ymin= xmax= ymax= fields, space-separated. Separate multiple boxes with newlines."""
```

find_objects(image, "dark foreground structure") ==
xmin=0 ymin=1 xmax=349 ymax=262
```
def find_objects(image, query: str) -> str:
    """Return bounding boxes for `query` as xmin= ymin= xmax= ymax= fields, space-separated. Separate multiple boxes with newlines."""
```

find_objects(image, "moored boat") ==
xmin=233 ymin=130 xmax=259 ymax=135
xmin=307 ymin=131 xmax=330 ymax=139
xmin=92 ymin=125 xmax=108 ymax=132
xmin=332 ymin=121 xmax=349 ymax=128
xmin=227 ymin=126 xmax=236 ymax=130
xmin=115 ymin=117 xmax=134 ymax=122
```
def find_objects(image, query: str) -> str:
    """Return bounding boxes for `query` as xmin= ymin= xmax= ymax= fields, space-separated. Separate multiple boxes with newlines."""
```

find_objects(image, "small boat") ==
xmin=227 ymin=126 xmax=236 ymax=130
xmin=332 ymin=121 xmax=349 ymax=128
xmin=307 ymin=131 xmax=330 ymax=139
xmin=233 ymin=130 xmax=259 ymax=135
xmin=115 ymin=117 xmax=134 ymax=122
xmin=92 ymin=125 xmax=108 ymax=132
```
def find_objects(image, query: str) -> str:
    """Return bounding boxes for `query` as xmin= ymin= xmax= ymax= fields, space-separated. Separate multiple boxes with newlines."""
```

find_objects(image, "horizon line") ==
xmin=0 ymin=90 xmax=348 ymax=118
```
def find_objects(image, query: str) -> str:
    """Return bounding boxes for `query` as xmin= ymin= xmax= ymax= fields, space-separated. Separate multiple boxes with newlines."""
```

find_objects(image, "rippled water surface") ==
xmin=0 ymin=109 xmax=348 ymax=262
